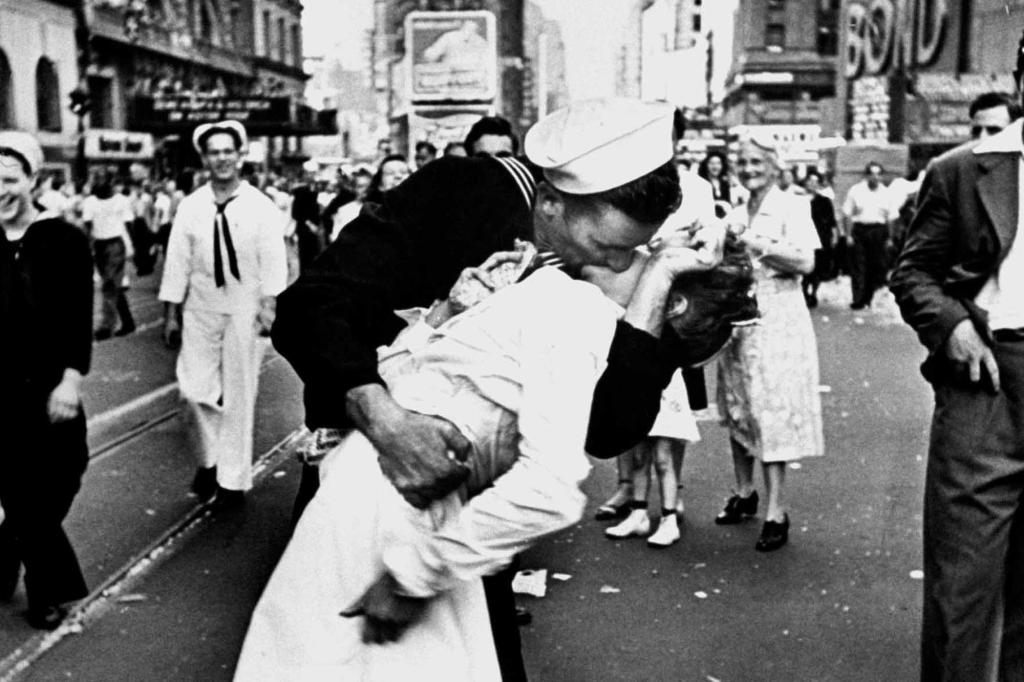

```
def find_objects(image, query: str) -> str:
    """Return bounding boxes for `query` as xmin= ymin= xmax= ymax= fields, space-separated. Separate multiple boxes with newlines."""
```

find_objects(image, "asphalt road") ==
xmin=3 ymin=278 xmax=935 ymax=682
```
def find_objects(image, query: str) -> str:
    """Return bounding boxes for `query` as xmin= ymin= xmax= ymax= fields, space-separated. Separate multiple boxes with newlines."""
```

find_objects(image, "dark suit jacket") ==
xmin=890 ymin=126 xmax=1020 ymax=382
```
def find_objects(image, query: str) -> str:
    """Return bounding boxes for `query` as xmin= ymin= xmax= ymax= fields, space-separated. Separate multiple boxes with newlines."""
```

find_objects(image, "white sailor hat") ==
xmin=192 ymin=120 xmax=248 ymax=155
xmin=0 ymin=131 xmax=44 ymax=175
xmin=524 ymin=98 xmax=676 ymax=195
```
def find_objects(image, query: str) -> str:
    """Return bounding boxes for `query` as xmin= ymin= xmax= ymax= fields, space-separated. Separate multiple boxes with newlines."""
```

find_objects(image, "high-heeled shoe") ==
xmin=714 ymin=490 xmax=759 ymax=525
xmin=755 ymin=514 xmax=790 ymax=552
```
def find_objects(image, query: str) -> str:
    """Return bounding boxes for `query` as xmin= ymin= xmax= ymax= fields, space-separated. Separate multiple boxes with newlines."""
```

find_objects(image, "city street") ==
xmin=0 ymin=277 xmax=933 ymax=682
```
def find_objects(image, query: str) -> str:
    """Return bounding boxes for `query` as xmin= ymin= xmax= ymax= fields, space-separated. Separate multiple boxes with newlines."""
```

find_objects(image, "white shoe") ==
xmin=605 ymin=509 xmax=650 ymax=538
xmin=647 ymin=515 xmax=680 ymax=547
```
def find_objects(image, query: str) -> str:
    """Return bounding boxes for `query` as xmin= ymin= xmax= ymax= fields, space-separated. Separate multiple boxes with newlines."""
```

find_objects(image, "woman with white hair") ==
xmin=712 ymin=138 xmax=825 ymax=552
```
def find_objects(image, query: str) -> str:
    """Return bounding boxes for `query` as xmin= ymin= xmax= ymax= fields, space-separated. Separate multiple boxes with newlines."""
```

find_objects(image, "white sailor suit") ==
xmin=159 ymin=181 xmax=288 ymax=491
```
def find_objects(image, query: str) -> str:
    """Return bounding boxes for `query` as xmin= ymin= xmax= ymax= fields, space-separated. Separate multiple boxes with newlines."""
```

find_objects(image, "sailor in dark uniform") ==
xmin=271 ymin=98 xmax=721 ymax=681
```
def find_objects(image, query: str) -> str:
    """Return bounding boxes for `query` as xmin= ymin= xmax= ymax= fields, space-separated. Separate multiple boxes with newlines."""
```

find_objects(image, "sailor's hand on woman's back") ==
xmin=345 ymin=384 xmax=472 ymax=509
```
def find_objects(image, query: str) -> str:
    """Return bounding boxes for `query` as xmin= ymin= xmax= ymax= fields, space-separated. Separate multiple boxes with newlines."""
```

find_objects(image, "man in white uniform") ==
xmin=158 ymin=121 xmax=288 ymax=507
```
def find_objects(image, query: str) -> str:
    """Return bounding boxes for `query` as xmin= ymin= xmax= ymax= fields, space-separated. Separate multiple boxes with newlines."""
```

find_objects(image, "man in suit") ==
xmin=889 ymin=40 xmax=1024 ymax=681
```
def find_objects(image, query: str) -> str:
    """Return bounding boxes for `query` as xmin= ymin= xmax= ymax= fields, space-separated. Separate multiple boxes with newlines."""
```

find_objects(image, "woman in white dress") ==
xmin=234 ymin=241 xmax=756 ymax=681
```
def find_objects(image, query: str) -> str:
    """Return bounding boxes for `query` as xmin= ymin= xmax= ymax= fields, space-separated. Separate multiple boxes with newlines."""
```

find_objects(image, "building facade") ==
xmin=0 ymin=0 xmax=82 ymax=172
xmin=839 ymin=0 xmax=1017 ymax=172
xmin=722 ymin=0 xmax=841 ymax=130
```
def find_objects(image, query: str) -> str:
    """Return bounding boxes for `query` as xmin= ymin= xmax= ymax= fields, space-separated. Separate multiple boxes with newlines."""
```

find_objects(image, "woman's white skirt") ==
xmin=234 ymin=432 xmax=501 ymax=681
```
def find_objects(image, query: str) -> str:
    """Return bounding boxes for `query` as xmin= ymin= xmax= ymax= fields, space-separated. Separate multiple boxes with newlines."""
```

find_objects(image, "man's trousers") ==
xmin=922 ymin=338 xmax=1024 ymax=681
xmin=0 ymin=406 xmax=89 ymax=610
xmin=849 ymin=222 xmax=889 ymax=307
xmin=178 ymin=307 xmax=264 ymax=491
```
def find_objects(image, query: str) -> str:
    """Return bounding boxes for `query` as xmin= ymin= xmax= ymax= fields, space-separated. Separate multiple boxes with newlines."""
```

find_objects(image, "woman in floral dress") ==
xmin=714 ymin=139 xmax=825 ymax=552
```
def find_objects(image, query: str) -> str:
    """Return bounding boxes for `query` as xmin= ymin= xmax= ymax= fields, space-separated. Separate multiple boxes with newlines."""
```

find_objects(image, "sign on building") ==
xmin=130 ymin=97 xmax=292 ymax=132
xmin=83 ymin=129 xmax=155 ymax=160
xmin=405 ymin=11 xmax=497 ymax=103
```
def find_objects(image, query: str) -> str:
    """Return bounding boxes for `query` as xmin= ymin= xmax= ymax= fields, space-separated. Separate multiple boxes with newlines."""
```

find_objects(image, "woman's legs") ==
xmin=730 ymin=438 xmax=756 ymax=497
xmin=762 ymin=461 xmax=786 ymax=522
xmin=756 ymin=461 xmax=790 ymax=552
xmin=605 ymin=443 xmax=651 ymax=538
xmin=595 ymin=451 xmax=636 ymax=520
xmin=649 ymin=438 xmax=686 ymax=547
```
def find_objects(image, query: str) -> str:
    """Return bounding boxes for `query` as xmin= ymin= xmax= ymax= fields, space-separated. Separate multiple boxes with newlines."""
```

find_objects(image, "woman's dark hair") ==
xmin=366 ymin=153 xmax=409 ymax=204
xmin=564 ymin=160 xmax=682 ymax=226
xmin=91 ymin=172 xmax=113 ymax=200
xmin=666 ymin=234 xmax=759 ymax=367
xmin=697 ymin=151 xmax=729 ymax=182
xmin=463 ymin=115 xmax=519 ymax=156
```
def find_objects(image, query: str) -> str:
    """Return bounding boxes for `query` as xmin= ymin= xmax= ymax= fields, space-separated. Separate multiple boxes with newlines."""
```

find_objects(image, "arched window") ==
xmin=0 ymin=49 xmax=12 ymax=129
xmin=36 ymin=57 xmax=62 ymax=132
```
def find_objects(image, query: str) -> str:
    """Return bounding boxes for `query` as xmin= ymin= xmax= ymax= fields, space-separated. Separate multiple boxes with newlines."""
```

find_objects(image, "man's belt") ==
xmin=993 ymin=328 xmax=1024 ymax=343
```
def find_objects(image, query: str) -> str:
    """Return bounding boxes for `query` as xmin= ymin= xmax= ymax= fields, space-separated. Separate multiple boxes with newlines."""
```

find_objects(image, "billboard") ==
xmin=405 ymin=11 xmax=497 ymax=103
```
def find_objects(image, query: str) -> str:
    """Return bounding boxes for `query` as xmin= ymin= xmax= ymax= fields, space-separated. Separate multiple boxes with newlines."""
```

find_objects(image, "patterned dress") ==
xmin=716 ymin=186 xmax=825 ymax=462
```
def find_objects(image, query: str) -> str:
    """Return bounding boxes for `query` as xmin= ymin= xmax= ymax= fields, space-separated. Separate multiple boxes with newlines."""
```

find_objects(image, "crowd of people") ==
xmin=2 ymin=56 xmax=1024 ymax=680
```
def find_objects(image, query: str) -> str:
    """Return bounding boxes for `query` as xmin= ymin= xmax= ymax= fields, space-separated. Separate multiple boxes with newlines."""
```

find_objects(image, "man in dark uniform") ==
xmin=272 ymin=98 xmax=719 ymax=680
xmin=0 ymin=131 xmax=93 ymax=630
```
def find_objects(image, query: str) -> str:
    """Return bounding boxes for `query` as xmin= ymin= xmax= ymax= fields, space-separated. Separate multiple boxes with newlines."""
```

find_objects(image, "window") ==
xmin=87 ymin=75 xmax=113 ymax=129
xmin=765 ymin=23 xmax=785 ymax=51
xmin=0 ymin=49 xmax=11 ymax=129
xmin=291 ymin=24 xmax=302 ymax=67
xmin=817 ymin=25 xmax=838 ymax=55
xmin=691 ymin=14 xmax=701 ymax=32
xmin=199 ymin=2 xmax=213 ymax=41
xmin=263 ymin=11 xmax=271 ymax=57
xmin=278 ymin=17 xmax=286 ymax=63
xmin=35 ymin=58 xmax=61 ymax=132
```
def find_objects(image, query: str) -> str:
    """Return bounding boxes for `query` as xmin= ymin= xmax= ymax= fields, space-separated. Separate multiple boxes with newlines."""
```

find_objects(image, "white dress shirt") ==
xmin=842 ymin=180 xmax=894 ymax=225
xmin=158 ymin=181 xmax=288 ymax=314
xmin=973 ymin=119 xmax=1024 ymax=330
xmin=328 ymin=267 xmax=620 ymax=597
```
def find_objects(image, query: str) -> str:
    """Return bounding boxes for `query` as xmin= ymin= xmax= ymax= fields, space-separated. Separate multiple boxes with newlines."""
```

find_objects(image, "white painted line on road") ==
xmin=87 ymin=382 xmax=179 ymax=431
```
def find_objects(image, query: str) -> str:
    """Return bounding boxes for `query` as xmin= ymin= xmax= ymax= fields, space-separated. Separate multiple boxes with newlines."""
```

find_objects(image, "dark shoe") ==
xmin=93 ymin=328 xmax=113 ymax=341
xmin=755 ymin=514 xmax=790 ymax=552
xmin=514 ymin=605 xmax=532 ymax=627
xmin=115 ymin=323 xmax=136 ymax=337
xmin=190 ymin=466 xmax=218 ymax=502
xmin=714 ymin=490 xmax=759 ymax=525
xmin=211 ymin=487 xmax=245 ymax=510
xmin=594 ymin=500 xmax=631 ymax=521
xmin=25 ymin=604 xmax=68 ymax=630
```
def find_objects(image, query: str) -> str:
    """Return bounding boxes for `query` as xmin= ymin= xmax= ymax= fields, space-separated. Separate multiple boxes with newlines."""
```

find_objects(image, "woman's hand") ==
xmin=447 ymin=246 xmax=534 ymax=315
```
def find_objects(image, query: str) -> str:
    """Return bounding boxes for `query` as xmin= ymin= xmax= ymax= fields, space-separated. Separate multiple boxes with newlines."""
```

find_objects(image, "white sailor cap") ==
xmin=0 ymin=131 xmax=44 ymax=175
xmin=192 ymin=120 xmax=249 ymax=155
xmin=524 ymin=98 xmax=676 ymax=195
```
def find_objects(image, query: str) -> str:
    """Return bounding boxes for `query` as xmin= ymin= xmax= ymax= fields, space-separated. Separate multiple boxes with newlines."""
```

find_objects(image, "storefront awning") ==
xmin=127 ymin=96 xmax=337 ymax=137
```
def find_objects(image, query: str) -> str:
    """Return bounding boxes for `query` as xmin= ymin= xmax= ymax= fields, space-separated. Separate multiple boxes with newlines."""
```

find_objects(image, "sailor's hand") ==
xmin=47 ymin=370 xmax=82 ymax=423
xmin=163 ymin=317 xmax=182 ymax=350
xmin=339 ymin=572 xmax=429 ymax=644
xmin=346 ymin=385 xmax=471 ymax=508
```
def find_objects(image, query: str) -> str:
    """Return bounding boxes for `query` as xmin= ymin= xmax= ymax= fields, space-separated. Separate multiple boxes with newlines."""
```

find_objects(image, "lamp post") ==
xmin=71 ymin=0 xmax=93 ymax=187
